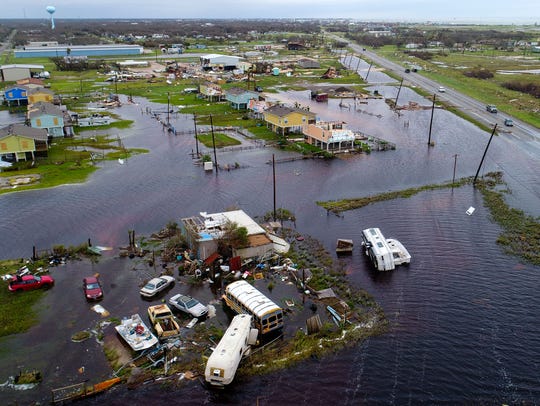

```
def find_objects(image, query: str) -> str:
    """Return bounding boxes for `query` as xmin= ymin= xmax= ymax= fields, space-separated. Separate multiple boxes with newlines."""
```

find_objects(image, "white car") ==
xmin=438 ymin=86 xmax=446 ymax=93
xmin=168 ymin=293 xmax=208 ymax=318
xmin=139 ymin=275 xmax=175 ymax=298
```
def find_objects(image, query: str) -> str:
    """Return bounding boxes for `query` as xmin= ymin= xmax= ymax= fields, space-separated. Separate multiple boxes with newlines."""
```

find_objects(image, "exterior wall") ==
xmin=14 ymin=46 xmax=143 ymax=58
xmin=4 ymin=87 xmax=28 ymax=102
xmin=233 ymin=242 xmax=274 ymax=259
xmin=30 ymin=114 xmax=64 ymax=137
xmin=264 ymin=111 xmax=314 ymax=134
xmin=28 ymin=92 xmax=54 ymax=104
xmin=2 ymin=67 xmax=31 ymax=82
xmin=0 ymin=135 xmax=36 ymax=156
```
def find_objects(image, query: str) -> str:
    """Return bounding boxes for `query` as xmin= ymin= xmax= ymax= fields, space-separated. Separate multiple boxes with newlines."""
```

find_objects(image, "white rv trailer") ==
xmin=361 ymin=227 xmax=411 ymax=271
xmin=205 ymin=314 xmax=258 ymax=387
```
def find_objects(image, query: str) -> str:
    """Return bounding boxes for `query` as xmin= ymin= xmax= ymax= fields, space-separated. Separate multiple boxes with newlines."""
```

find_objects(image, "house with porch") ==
xmin=27 ymin=102 xmax=66 ymax=138
xmin=225 ymin=87 xmax=259 ymax=110
xmin=263 ymin=104 xmax=316 ymax=136
xmin=27 ymin=87 xmax=54 ymax=105
xmin=3 ymin=85 xmax=29 ymax=106
xmin=181 ymin=209 xmax=289 ymax=262
xmin=0 ymin=124 xmax=48 ymax=162
xmin=199 ymin=81 xmax=224 ymax=102
xmin=303 ymin=121 xmax=356 ymax=153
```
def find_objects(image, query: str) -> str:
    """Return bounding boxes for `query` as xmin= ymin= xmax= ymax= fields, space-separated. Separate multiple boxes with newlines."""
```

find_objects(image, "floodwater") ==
xmin=1 ymin=74 xmax=540 ymax=404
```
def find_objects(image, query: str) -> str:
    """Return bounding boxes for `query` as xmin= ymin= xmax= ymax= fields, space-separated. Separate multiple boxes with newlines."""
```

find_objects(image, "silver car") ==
xmin=139 ymin=275 xmax=175 ymax=298
xmin=168 ymin=293 xmax=208 ymax=318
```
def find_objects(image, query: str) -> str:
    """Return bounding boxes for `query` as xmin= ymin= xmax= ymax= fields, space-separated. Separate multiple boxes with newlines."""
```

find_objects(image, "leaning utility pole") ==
xmin=395 ymin=78 xmax=404 ymax=109
xmin=210 ymin=114 xmax=218 ymax=174
xmin=272 ymin=154 xmax=276 ymax=222
xmin=193 ymin=113 xmax=200 ymax=157
xmin=473 ymin=124 xmax=498 ymax=185
xmin=427 ymin=94 xmax=436 ymax=146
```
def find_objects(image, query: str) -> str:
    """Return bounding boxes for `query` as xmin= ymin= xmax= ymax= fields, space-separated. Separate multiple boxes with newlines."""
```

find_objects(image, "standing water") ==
xmin=1 ymin=82 xmax=539 ymax=404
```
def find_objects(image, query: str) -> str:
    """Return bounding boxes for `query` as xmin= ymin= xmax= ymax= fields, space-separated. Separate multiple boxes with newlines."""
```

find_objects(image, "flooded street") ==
xmin=1 ymin=80 xmax=540 ymax=404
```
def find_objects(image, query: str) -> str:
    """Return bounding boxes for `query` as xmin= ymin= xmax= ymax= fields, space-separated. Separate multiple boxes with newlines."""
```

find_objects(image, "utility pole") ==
xmin=473 ymin=124 xmax=497 ymax=185
xmin=452 ymin=154 xmax=458 ymax=190
xmin=395 ymin=78 xmax=404 ymax=109
xmin=210 ymin=114 xmax=218 ymax=174
xmin=272 ymin=154 xmax=276 ymax=222
xmin=365 ymin=62 xmax=373 ymax=81
xmin=427 ymin=94 xmax=436 ymax=146
xmin=166 ymin=92 xmax=170 ymax=128
xmin=193 ymin=113 xmax=200 ymax=157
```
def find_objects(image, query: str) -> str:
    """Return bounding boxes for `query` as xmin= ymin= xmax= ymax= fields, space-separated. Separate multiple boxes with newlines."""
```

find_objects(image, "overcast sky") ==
xmin=2 ymin=1 xmax=538 ymax=24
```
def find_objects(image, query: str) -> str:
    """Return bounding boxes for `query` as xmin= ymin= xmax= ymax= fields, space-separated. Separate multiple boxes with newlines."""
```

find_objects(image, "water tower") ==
xmin=46 ymin=6 xmax=56 ymax=30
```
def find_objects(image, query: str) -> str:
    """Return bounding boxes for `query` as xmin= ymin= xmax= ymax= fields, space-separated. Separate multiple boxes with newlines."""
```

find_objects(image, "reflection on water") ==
xmin=1 ymin=86 xmax=540 ymax=404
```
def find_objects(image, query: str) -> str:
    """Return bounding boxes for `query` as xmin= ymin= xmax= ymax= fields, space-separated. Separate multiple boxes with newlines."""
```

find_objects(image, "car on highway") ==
xmin=8 ymin=274 xmax=54 ymax=292
xmin=438 ymin=86 xmax=446 ymax=93
xmin=83 ymin=276 xmax=103 ymax=301
xmin=139 ymin=275 xmax=175 ymax=298
xmin=168 ymin=293 xmax=208 ymax=318
xmin=486 ymin=105 xmax=498 ymax=113
xmin=504 ymin=118 xmax=514 ymax=127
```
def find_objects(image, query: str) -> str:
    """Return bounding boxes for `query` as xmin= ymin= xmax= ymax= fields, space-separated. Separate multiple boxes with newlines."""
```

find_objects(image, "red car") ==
xmin=8 ymin=274 xmax=54 ymax=292
xmin=83 ymin=276 xmax=103 ymax=301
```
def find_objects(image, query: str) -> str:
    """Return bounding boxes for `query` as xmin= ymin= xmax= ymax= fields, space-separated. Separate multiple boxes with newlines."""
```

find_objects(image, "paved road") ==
xmin=332 ymin=35 xmax=539 ymax=144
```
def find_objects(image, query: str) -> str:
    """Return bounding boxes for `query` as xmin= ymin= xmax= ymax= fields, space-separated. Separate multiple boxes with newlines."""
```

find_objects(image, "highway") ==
xmin=335 ymin=36 xmax=539 ymax=144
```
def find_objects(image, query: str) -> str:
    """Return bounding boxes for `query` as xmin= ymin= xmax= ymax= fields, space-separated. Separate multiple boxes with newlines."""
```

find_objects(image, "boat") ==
xmin=336 ymin=239 xmax=354 ymax=255
xmin=51 ymin=377 xmax=121 ymax=404
xmin=361 ymin=227 xmax=411 ymax=271
xmin=115 ymin=314 xmax=159 ymax=351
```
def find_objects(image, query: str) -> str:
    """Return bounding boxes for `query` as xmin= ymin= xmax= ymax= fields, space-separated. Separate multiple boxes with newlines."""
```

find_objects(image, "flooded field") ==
xmin=1 ymin=81 xmax=539 ymax=404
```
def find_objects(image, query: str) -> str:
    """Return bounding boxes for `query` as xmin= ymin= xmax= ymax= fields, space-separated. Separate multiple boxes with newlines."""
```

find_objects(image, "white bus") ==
xmin=205 ymin=314 xmax=258 ymax=387
xmin=223 ymin=280 xmax=283 ymax=335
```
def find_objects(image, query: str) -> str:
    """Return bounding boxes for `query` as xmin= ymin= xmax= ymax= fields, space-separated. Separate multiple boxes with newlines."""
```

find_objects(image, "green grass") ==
xmin=0 ymin=135 xmax=147 ymax=195
xmin=196 ymin=132 xmax=241 ymax=148
xmin=371 ymin=45 xmax=540 ymax=128
xmin=0 ymin=260 xmax=51 ymax=337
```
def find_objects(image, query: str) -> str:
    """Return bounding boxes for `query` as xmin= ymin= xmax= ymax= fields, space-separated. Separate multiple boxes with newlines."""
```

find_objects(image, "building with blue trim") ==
xmin=14 ymin=44 xmax=144 ymax=58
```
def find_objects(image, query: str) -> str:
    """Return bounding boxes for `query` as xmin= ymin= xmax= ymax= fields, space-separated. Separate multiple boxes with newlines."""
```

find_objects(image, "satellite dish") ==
xmin=46 ymin=6 xmax=56 ymax=29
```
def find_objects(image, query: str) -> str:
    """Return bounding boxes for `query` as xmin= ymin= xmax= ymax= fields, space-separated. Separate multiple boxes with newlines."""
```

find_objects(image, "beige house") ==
xmin=303 ymin=121 xmax=356 ymax=152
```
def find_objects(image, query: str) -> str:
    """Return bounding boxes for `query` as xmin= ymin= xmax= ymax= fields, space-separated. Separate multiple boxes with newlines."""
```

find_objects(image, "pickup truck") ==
xmin=147 ymin=304 xmax=180 ymax=339
xmin=486 ymin=105 xmax=498 ymax=113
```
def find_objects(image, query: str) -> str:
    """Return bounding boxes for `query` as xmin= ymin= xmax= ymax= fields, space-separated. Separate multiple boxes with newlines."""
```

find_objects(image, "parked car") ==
xmin=8 ymin=274 xmax=54 ymax=292
xmin=83 ymin=276 xmax=103 ymax=301
xmin=486 ymin=105 xmax=498 ymax=113
xmin=169 ymin=293 xmax=208 ymax=318
xmin=438 ymin=86 xmax=446 ymax=93
xmin=140 ymin=275 xmax=175 ymax=298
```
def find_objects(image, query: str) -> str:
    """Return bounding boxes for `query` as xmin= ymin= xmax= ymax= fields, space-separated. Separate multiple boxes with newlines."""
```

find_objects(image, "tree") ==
xmin=217 ymin=221 xmax=249 ymax=257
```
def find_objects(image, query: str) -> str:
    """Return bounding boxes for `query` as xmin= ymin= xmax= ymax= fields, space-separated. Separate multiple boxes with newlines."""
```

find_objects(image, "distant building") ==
xmin=200 ymin=54 xmax=244 ymax=71
xmin=0 ymin=64 xmax=45 ymax=82
xmin=14 ymin=44 xmax=143 ymax=58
